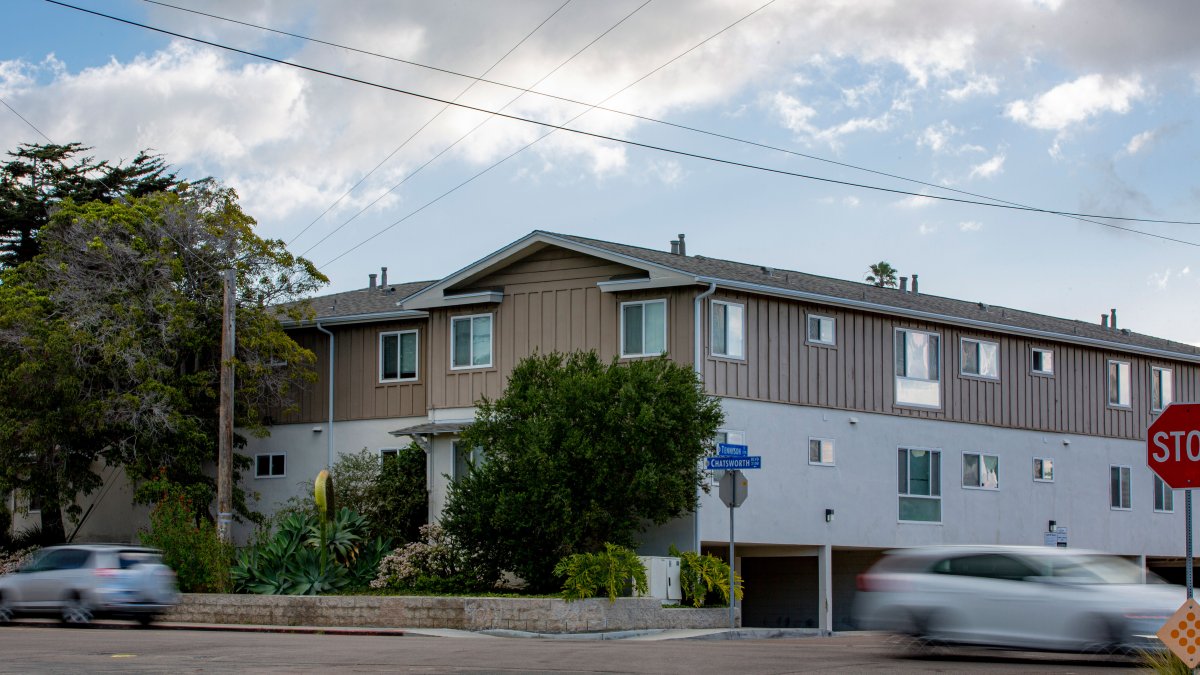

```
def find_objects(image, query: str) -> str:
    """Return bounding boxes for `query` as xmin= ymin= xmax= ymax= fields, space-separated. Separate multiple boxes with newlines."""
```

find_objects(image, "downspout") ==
xmin=693 ymin=282 xmax=717 ymax=554
xmin=315 ymin=321 xmax=335 ymax=469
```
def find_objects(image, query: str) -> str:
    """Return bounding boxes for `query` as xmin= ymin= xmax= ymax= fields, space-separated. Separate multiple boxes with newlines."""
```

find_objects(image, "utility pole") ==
xmin=216 ymin=268 xmax=235 ymax=542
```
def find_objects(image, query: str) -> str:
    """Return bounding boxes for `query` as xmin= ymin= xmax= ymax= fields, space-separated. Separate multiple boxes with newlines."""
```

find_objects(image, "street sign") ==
xmin=1148 ymin=403 xmax=1200 ymax=489
xmin=719 ymin=470 xmax=748 ymax=508
xmin=706 ymin=456 xmax=762 ymax=470
xmin=1157 ymin=598 xmax=1200 ymax=668
xmin=717 ymin=443 xmax=748 ymax=458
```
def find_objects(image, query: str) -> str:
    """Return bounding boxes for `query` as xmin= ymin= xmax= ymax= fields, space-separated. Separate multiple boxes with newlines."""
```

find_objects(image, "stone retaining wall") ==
xmin=165 ymin=594 xmax=733 ymax=632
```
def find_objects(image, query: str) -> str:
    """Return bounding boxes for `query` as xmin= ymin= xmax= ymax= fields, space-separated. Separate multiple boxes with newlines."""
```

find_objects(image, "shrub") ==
xmin=669 ymin=544 xmax=743 ymax=608
xmin=371 ymin=524 xmax=486 ymax=593
xmin=139 ymin=481 xmax=233 ymax=593
xmin=553 ymin=543 xmax=649 ymax=602
xmin=320 ymin=447 xmax=427 ymax=543
xmin=0 ymin=546 xmax=40 ymax=575
xmin=1141 ymin=648 xmax=1191 ymax=674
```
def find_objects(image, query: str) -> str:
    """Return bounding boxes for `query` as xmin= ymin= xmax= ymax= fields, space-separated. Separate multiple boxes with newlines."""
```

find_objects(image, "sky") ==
xmin=2 ymin=0 xmax=1199 ymax=345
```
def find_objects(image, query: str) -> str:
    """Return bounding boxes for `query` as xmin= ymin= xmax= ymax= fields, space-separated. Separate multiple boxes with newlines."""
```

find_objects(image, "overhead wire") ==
xmin=40 ymin=0 xmax=1200 ymax=246
xmin=141 ymin=0 xmax=1196 ymax=241
xmin=285 ymin=0 xmax=575 ymax=247
xmin=298 ymin=0 xmax=655 ymax=259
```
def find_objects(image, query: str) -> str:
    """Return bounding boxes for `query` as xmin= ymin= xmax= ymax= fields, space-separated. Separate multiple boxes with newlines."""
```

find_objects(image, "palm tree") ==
xmin=866 ymin=261 xmax=898 ymax=288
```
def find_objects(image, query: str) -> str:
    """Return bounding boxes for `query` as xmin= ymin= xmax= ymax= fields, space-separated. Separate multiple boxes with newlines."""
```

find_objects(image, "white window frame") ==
xmin=1152 ymin=366 xmax=1174 ymax=412
xmin=807 ymin=314 xmax=836 ymax=347
xmin=379 ymin=329 xmax=419 ymax=382
xmin=808 ymin=437 xmax=835 ymax=466
xmin=379 ymin=447 xmax=401 ymax=461
xmin=1031 ymin=348 xmax=1054 ymax=376
xmin=710 ymin=429 xmax=745 ymax=486
xmin=1110 ymin=465 xmax=1132 ymax=510
xmin=1107 ymin=360 xmax=1132 ymax=409
xmin=894 ymin=328 xmax=942 ymax=409
xmin=451 ymin=441 xmax=484 ymax=481
xmin=961 ymin=451 xmax=999 ymax=490
xmin=620 ymin=299 xmax=668 ymax=358
xmin=1154 ymin=475 xmax=1175 ymax=513
xmin=450 ymin=313 xmax=494 ymax=370
xmin=1033 ymin=457 xmax=1054 ymax=483
xmin=710 ymin=300 xmax=745 ymax=360
xmin=898 ymin=447 xmax=942 ymax=524
xmin=960 ymin=338 xmax=1000 ymax=380
xmin=255 ymin=452 xmax=286 ymax=479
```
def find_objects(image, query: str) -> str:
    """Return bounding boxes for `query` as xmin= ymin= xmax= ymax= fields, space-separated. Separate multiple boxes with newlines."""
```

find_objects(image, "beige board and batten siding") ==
xmin=428 ymin=247 xmax=698 ymax=410
xmin=703 ymin=293 xmax=1196 ymax=440
xmin=273 ymin=322 xmax=427 ymax=425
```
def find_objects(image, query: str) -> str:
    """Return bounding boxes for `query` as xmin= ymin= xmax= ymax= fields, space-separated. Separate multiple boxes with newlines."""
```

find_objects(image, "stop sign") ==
xmin=1148 ymin=403 xmax=1200 ymax=489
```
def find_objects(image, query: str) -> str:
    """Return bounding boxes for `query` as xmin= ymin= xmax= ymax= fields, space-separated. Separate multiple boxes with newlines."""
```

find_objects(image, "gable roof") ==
xmin=290 ymin=230 xmax=1200 ymax=362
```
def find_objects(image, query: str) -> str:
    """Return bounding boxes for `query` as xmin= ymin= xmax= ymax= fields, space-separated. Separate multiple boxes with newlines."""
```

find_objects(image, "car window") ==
xmin=118 ymin=552 xmax=160 ymax=569
xmin=25 ymin=548 xmax=91 ymax=572
xmin=937 ymin=554 xmax=1039 ymax=581
xmin=1045 ymin=554 xmax=1144 ymax=584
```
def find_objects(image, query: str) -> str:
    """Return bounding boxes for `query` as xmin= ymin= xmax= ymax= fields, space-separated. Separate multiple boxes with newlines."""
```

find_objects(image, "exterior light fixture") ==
xmin=1048 ymin=520 xmax=1056 ymax=532
xmin=825 ymin=508 xmax=835 ymax=523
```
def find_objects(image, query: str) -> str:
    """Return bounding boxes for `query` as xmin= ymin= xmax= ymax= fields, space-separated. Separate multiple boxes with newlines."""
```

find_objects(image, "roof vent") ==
xmin=369 ymin=273 xmax=377 ymax=290
xmin=978 ymin=302 xmax=988 ymax=311
xmin=760 ymin=266 xmax=773 ymax=275
xmin=677 ymin=233 xmax=686 ymax=256
xmin=670 ymin=239 xmax=680 ymax=255
xmin=1101 ymin=314 xmax=1108 ymax=329
xmin=1110 ymin=308 xmax=1117 ymax=330
xmin=381 ymin=266 xmax=388 ymax=288
xmin=1121 ymin=328 xmax=1130 ymax=335
xmin=912 ymin=274 xmax=919 ymax=295
xmin=899 ymin=277 xmax=908 ymax=292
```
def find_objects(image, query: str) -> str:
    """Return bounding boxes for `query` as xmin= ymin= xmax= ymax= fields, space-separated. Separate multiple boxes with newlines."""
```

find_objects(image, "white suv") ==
xmin=0 ymin=544 xmax=179 ymax=626
xmin=853 ymin=545 xmax=1182 ymax=652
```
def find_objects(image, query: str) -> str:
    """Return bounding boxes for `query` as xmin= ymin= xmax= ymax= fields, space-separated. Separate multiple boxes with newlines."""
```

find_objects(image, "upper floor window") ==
xmin=960 ymin=338 xmax=999 ymax=380
xmin=1152 ymin=367 xmax=1174 ymax=412
xmin=1154 ymin=475 xmax=1175 ymax=513
xmin=807 ymin=314 xmax=836 ymax=346
xmin=962 ymin=452 xmax=999 ymax=489
xmin=621 ymin=300 xmax=667 ymax=357
xmin=898 ymin=447 xmax=941 ymax=522
xmin=711 ymin=300 xmax=744 ymax=359
xmin=1110 ymin=465 xmax=1131 ymax=510
xmin=1031 ymin=348 xmax=1053 ymax=375
xmin=895 ymin=328 xmax=941 ymax=408
xmin=451 ymin=314 xmax=493 ymax=369
xmin=809 ymin=438 xmax=835 ymax=465
xmin=380 ymin=330 xmax=418 ymax=382
xmin=1107 ymin=360 xmax=1131 ymax=408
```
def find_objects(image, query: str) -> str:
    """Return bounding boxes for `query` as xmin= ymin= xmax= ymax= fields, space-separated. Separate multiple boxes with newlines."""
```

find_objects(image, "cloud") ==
xmin=895 ymin=194 xmax=938 ymax=209
xmin=918 ymin=223 xmax=938 ymax=235
xmin=917 ymin=121 xmax=958 ymax=153
xmin=768 ymin=91 xmax=895 ymax=148
xmin=1149 ymin=268 xmax=1173 ymax=291
xmin=959 ymin=220 xmax=983 ymax=232
xmin=1005 ymin=74 xmax=1146 ymax=131
xmin=1124 ymin=129 xmax=1157 ymax=155
xmin=944 ymin=74 xmax=999 ymax=101
xmin=968 ymin=153 xmax=1006 ymax=179
xmin=843 ymin=196 xmax=860 ymax=207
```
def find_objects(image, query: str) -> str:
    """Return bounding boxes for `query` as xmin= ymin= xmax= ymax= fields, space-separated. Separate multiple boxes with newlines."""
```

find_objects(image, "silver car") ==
xmin=0 ymin=544 xmax=179 ymax=626
xmin=853 ymin=545 xmax=1183 ymax=652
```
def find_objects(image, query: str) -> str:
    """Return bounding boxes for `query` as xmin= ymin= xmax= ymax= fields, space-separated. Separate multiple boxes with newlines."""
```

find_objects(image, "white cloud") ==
xmin=1005 ymin=74 xmax=1145 ymax=131
xmin=841 ymin=78 xmax=881 ymax=108
xmin=1149 ymin=268 xmax=1173 ymax=291
xmin=895 ymin=194 xmax=937 ymax=209
xmin=944 ymin=74 xmax=999 ymax=101
xmin=918 ymin=223 xmax=938 ymax=235
xmin=768 ymin=91 xmax=895 ymax=148
xmin=1123 ymin=129 xmax=1157 ymax=155
xmin=917 ymin=121 xmax=958 ymax=153
xmin=959 ymin=220 xmax=983 ymax=232
xmin=969 ymin=153 xmax=1006 ymax=179
xmin=843 ymin=196 xmax=860 ymax=207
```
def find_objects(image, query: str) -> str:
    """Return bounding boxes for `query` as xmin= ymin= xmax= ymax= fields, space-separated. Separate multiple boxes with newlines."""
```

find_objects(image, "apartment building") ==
xmin=242 ymin=230 xmax=1199 ymax=629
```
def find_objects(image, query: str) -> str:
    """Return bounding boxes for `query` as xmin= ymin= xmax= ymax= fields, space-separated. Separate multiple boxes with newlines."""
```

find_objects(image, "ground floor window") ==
xmin=1110 ymin=465 xmax=1131 ymax=510
xmin=1154 ymin=475 xmax=1175 ymax=513
xmin=255 ymin=453 xmax=286 ymax=478
xmin=899 ymin=447 xmax=941 ymax=522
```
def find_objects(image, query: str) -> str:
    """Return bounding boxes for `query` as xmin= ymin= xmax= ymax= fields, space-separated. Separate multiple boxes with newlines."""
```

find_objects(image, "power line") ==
xmin=286 ymin=0 xmax=575 ymax=247
xmin=298 ymin=0 xmax=656 ymax=259
xmin=42 ymin=0 xmax=1200 ymax=238
xmin=141 ymin=0 xmax=1197 ymax=238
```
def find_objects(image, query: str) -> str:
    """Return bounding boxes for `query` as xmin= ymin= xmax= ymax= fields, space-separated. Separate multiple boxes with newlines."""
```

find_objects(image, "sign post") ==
xmin=1148 ymin=403 xmax=1200 ymax=668
xmin=718 ymin=469 xmax=748 ymax=630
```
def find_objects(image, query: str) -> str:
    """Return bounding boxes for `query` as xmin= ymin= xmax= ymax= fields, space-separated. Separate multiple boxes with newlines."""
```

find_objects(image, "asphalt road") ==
xmin=0 ymin=625 xmax=1142 ymax=674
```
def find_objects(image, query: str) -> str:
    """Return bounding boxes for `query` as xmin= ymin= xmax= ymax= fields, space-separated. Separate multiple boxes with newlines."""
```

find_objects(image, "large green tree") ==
xmin=0 ymin=142 xmax=177 ymax=268
xmin=0 ymin=180 xmax=326 ymax=541
xmin=441 ymin=351 xmax=724 ymax=592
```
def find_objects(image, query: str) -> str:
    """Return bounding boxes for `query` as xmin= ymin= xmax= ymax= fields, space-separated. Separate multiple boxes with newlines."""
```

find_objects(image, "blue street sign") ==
xmin=706 ymin=456 xmax=762 ymax=470
xmin=717 ymin=443 xmax=749 ymax=458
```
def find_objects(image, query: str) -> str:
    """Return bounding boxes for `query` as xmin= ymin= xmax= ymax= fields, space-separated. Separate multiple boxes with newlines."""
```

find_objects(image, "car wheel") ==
xmin=135 ymin=615 xmax=155 ymax=627
xmin=0 ymin=593 xmax=13 ymax=624
xmin=60 ymin=594 xmax=93 ymax=626
xmin=1081 ymin=616 xmax=1122 ymax=655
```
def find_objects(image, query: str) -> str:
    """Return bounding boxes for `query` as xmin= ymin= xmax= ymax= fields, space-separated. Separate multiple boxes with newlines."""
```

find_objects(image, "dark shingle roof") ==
xmin=548 ymin=231 xmax=1200 ymax=359
xmin=284 ymin=280 xmax=434 ymax=321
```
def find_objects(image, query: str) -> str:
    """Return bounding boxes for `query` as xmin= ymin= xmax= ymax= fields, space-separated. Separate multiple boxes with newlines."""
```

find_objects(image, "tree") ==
xmin=440 ymin=351 xmax=724 ymax=592
xmin=0 ymin=142 xmax=177 ymax=268
xmin=865 ymin=261 xmax=898 ymax=288
xmin=329 ymin=446 xmax=427 ymax=543
xmin=0 ymin=180 xmax=326 ymax=541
